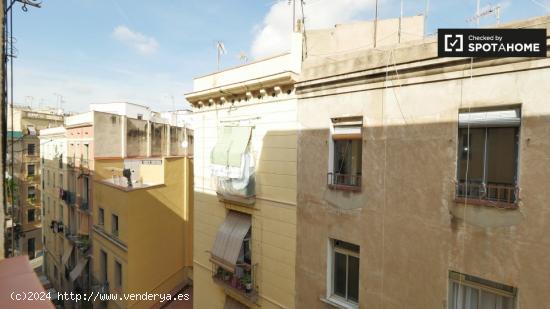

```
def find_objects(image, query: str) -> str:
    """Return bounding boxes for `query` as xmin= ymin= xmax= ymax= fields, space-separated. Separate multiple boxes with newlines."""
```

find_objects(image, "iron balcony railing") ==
xmin=212 ymin=263 xmax=258 ymax=303
xmin=327 ymin=172 xmax=362 ymax=190
xmin=455 ymin=181 xmax=518 ymax=208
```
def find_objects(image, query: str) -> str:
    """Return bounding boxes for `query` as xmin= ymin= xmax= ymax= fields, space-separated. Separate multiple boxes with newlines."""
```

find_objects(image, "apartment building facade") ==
xmin=40 ymin=112 xmax=96 ymax=305
xmin=185 ymin=31 xmax=303 ymax=309
xmin=5 ymin=107 xmax=63 ymax=259
xmin=184 ymin=16 xmax=427 ymax=309
xmin=40 ymin=127 xmax=70 ymax=294
xmin=88 ymin=103 xmax=194 ymax=309
xmin=294 ymin=16 xmax=550 ymax=309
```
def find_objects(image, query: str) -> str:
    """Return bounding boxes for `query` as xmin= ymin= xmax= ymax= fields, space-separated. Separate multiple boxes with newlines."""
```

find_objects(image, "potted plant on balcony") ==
xmin=222 ymin=269 xmax=231 ymax=282
xmin=241 ymin=273 xmax=252 ymax=293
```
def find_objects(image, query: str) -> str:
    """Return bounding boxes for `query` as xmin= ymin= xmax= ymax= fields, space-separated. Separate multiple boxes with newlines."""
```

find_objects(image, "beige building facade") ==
xmin=186 ymin=33 xmax=302 ymax=309
xmin=294 ymin=16 xmax=550 ymax=309
xmin=5 ymin=107 xmax=63 ymax=259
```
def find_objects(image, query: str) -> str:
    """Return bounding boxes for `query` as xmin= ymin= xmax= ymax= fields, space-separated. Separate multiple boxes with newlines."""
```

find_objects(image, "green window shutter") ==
xmin=227 ymin=126 xmax=252 ymax=167
xmin=211 ymin=127 xmax=234 ymax=165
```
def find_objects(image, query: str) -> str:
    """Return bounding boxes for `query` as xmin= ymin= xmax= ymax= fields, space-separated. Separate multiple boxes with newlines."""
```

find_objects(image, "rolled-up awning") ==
xmin=69 ymin=258 xmax=88 ymax=282
xmin=332 ymin=117 xmax=363 ymax=140
xmin=210 ymin=211 xmax=251 ymax=272
xmin=459 ymin=109 xmax=520 ymax=128
xmin=61 ymin=244 xmax=74 ymax=266
xmin=211 ymin=126 xmax=252 ymax=167
xmin=224 ymin=296 xmax=248 ymax=309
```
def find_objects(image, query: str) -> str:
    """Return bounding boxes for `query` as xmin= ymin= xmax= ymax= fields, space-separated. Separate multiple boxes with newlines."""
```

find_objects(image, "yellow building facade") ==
xmin=89 ymin=105 xmax=193 ymax=309
xmin=186 ymin=33 xmax=302 ymax=309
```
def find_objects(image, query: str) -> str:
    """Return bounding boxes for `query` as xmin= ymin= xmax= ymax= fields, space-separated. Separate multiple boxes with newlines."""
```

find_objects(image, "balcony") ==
xmin=212 ymin=264 xmax=258 ymax=304
xmin=455 ymin=181 xmax=518 ymax=209
xmin=26 ymin=197 xmax=38 ymax=206
xmin=327 ymin=172 xmax=361 ymax=192
xmin=80 ymin=200 xmax=89 ymax=211
xmin=26 ymin=175 xmax=39 ymax=183
xmin=61 ymin=190 xmax=77 ymax=205
xmin=67 ymin=234 xmax=91 ymax=253
xmin=92 ymin=277 xmax=109 ymax=295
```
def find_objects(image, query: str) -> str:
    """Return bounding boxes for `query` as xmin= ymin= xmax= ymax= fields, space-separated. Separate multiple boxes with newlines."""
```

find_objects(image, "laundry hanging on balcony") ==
xmin=211 ymin=126 xmax=253 ymax=178
xmin=211 ymin=126 xmax=255 ymax=199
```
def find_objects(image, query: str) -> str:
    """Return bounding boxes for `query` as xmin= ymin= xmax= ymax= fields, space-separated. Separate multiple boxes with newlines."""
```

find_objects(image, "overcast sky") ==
xmin=9 ymin=0 xmax=548 ymax=113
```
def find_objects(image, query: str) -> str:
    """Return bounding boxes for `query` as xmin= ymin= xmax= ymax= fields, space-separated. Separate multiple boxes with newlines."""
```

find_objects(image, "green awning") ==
xmin=211 ymin=126 xmax=252 ymax=167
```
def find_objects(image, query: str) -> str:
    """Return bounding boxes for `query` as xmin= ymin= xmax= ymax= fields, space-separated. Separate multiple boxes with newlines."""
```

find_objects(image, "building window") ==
xmin=329 ymin=239 xmax=359 ymax=306
xmin=27 ymin=186 xmax=36 ymax=200
xmin=112 ymin=214 xmax=119 ymax=236
xmin=98 ymin=208 xmax=105 ymax=226
xmin=27 ymin=144 xmax=36 ymax=156
xmin=328 ymin=117 xmax=362 ymax=190
xmin=59 ymin=204 xmax=63 ymax=222
xmin=115 ymin=261 xmax=122 ymax=289
xmin=100 ymin=250 xmax=108 ymax=283
xmin=456 ymin=108 xmax=520 ymax=207
xmin=27 ymin=238 xmax=35 ymax=259
xmin=59 ymin=173 xmax=63 ymax=189
xmin=449 ymin=271 xmax=516 ymax=309
xmin=27 ymin=209 xmax=36 ymax=222
xmin=27 ymin=164 xmax=35 ymax=176
xmin=82 ymin=176 xmax=89 ymax=205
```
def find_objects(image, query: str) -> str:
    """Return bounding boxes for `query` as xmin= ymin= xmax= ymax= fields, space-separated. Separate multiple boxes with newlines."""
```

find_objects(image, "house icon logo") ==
xmin=444 ymin=34 xmax=464 ymax=52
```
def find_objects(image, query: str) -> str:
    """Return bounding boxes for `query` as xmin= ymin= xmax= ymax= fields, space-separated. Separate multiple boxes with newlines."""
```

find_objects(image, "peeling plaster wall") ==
xmin=295 ymin=17 xmax=550 ymax=309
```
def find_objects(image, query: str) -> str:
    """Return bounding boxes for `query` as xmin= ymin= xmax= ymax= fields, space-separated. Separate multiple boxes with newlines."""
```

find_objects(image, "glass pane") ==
xmin=480 ymin=290 xmax=513 ymax=309
xmin=457 ymin=128 xmax=486 ymax=198
xmin=333 ymin=140 xmax=362 ymax=186
xmin=333 ymin=252 xmax=347 ymax=298
xmin=486 ymin=128 xmax=516 ymax=185
xmin=347 ymin=256 xmax=359 ymax=302
xmin=450 ymin=282 xmax=478 ymax=309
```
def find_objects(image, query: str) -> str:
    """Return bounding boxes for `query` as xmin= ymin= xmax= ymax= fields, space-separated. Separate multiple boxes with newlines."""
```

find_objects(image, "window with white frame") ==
xmin=328 ymin=117 xmax=363 ymax=190
xmin=449 ymin=271 xmax=516 ymax=309
xmin=328 ymin=239 xmax=360 ymax=307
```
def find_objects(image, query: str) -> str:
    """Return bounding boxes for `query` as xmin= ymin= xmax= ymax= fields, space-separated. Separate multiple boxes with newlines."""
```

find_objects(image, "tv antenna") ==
xmin=237 ymin=51 xmax=248 ymax=64
xmin=466 ymin=1 xmax=502 ymax=25
xmin=216 ymin=41 xmax=227 ymax=71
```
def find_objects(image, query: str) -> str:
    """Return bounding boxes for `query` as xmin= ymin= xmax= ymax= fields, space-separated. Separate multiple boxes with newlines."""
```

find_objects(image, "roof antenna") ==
xmin=237 ymin=51 xmax=248 ymax=64
xmin=216 ymin=41 xmax=227 ymax=71
xmin=466 ymin=1 xmax=502 ymax=25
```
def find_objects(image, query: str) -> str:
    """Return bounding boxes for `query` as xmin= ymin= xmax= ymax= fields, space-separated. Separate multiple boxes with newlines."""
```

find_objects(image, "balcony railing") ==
xmin=212 ymin=263 xmax=258 ymax=303
xmin=26 ymin=175 xmax=38 ymax=182
xmin=81 ymin=201 xmax=89 ymax=211
xmin=455 ymin=181 xmax=518 ymax=209
xmin=327 ymin=172 xmax=361 ymax=191
xmin=61 ymin=190 xmax=77 ymax=205
xmin=92 ymin=277 xmax=109 ymax=296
